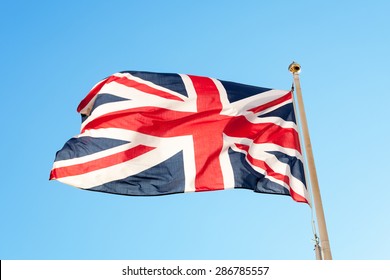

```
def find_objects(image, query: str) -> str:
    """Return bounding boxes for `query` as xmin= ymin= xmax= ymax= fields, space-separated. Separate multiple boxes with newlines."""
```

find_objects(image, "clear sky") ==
xmin=1 ymin=0 xmax=389 ymax=260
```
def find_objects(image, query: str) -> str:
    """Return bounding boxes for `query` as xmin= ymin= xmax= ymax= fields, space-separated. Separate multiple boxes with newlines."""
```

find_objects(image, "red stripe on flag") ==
xmin=235 ymin=144 xmax=290 ymax=186
xmin=114 ymin=75 xmax=184 ymax=101
xmin=249 ymin=91 xmax=292 ymax=114
xmin=188 ymin=75 xmax=227 ymax=192
xmin=81 ymin=106 xmax=189 ymax=135
xmin=235 ymin=144 xmax=308 ymax=203
xmin=77 ymin=74 xmax=184 ymax=114
xmin=252 ymin=123 xmax=301 ymax=153
xmin=225 ymin=117 xmax=301 ymax=153
xmin=289 ymin=188 xmax=308 ymax=203
xmin=49 ymin=145 xmax=155 ymax=179
xmin=77 ymin=77 xmax=109 ymax=113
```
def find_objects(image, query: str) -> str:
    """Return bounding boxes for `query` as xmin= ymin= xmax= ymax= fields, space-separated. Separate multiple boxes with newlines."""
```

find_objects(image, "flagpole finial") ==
xmin=288 ymin=61 xmax=301 ymax=74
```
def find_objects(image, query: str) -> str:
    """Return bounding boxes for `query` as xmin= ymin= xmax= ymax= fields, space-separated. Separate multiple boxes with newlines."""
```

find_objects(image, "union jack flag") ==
xmin=50 ymin=71 xmax=309 ymax=203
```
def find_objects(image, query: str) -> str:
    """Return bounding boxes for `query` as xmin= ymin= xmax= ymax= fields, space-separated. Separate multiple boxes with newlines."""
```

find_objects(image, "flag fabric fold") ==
xmin=50 ymin=71 xmax=309 ymax=203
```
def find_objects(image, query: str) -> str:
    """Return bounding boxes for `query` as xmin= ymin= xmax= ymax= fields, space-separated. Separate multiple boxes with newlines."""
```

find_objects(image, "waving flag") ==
xmin=50 ymin=71 xmax=309 ymax=203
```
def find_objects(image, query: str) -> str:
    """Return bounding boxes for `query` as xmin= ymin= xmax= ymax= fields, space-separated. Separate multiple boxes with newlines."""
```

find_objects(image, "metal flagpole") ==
xmin=288 ymin=62 xmax=333 ymax=260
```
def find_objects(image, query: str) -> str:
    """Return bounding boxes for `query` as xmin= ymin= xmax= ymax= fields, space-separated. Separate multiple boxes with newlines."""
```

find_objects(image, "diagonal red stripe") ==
xmin=77 ymin=77 xmax=109 ymax=113
xmin=249 ymin=91 xmax=292 ymax=114
xmin=50 ymin=145 xmax=155 ymax=179
xmin=289 ymin=188 xmax=308 ymax=203
xmin=77 ymin=73 xmax=184 ymax=114
xmin=235 ymin=144 xmax=290 ymax=186
xmin=234 ymin=144 xmax=307 ymax=203
xmin=114 ymin=75 xmax=184 ymax=101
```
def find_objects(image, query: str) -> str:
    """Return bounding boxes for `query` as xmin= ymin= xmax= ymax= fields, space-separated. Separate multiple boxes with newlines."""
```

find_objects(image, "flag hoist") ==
xmin=289 ymin=62 xmax=332 ymax=260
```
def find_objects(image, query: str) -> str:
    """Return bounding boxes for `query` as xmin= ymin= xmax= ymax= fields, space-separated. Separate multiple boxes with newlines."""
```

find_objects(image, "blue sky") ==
xmin=1 ymin=0 xmax=389 ymax=260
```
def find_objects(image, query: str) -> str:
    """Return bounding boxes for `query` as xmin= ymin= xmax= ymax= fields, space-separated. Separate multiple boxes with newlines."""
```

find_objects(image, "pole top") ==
xmin=288 ymin=61 xmax=301 ymax=74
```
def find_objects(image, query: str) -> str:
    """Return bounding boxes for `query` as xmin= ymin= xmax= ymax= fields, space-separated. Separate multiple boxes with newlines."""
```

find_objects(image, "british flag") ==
xmin=50 ymin=71 xmax=309 ymax=203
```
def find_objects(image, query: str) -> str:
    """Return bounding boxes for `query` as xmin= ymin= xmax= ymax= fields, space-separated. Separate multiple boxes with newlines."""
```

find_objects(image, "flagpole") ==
xmin=288 ymin=62 xmax=332 ymax=260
